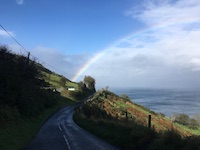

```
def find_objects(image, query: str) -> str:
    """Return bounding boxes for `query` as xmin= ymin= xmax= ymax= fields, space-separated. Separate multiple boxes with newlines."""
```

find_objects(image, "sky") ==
xmin=1 ymin=0 xmax=200 ymax=89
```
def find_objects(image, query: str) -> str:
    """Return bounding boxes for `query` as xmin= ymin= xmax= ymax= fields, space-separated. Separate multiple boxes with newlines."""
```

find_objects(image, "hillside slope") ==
xmin=74 ymin=89 xmax=200 ymax=150
xmin=0 ymin=46 xmax=76 ymax=149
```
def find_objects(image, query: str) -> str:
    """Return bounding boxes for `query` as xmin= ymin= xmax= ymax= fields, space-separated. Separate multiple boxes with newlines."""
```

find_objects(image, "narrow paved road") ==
xmin=27 ymin=103 xmax=119 ymax=150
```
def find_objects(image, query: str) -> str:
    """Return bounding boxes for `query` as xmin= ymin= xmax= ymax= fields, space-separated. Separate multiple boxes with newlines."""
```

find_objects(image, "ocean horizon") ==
xmin=109 ymin=87 xmax=200 ymax=117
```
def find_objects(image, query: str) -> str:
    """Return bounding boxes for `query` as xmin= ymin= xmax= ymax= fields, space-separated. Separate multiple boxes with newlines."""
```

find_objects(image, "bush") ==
xmin=174 ymin=114 xmax=190 ymax=126
xmin=173 ymin=114 xmax=199 ymax=129
xmin=0 ymin=106 xmax=21 ymax=123
xmin=60 ymin=76 xmax=67 ymax=87
xmin=121 ymin=94 xmax=131 ymax=101
xmin=0 ymin=46 xmax=58 ymax=122
xmin=189 ymin=119 xmax=199 ymax=129
xmin=82 ymin=104 xmax=108 ymax=119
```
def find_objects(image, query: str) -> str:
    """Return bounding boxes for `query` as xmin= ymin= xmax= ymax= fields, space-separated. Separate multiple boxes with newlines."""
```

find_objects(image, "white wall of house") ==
xmin=68 ymin=87 xmax=75 ymax=91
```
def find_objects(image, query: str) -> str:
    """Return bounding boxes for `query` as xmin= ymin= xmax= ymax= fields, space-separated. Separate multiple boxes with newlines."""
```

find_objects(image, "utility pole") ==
xmin=27 ymin=52 xmax=30 ymax=65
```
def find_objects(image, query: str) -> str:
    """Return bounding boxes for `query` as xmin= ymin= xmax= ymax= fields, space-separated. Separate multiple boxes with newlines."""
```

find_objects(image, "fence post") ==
xmin=27 ymin=52 xmax=30 ymax=65
xmin=126 ymin=110 xmax=128 ymax=122
xmin=148 ymin=115 xmax=151 ymax=128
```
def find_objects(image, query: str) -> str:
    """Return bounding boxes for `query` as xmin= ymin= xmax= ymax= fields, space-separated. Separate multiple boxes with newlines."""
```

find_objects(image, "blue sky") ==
xmin=1 ymin=0 xmax=200 ymax=89
xmin=1 ymin=0 xmax=141 ymax=54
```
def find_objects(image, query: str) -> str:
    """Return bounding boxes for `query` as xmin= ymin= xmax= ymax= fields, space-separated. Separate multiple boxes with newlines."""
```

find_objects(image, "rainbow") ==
xmin=71 ymin=26 xmax=151 ymax=82
xmin=71 ymin=17 xmax=200 ymax=82
xmin=71 ymin=50 xmax=106 ymax=81
xmin=71 ymin=33 xmax=138 ymax=82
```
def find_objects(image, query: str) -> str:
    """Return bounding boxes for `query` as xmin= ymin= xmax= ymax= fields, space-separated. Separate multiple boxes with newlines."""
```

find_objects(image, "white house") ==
xmin=67 ymin=87 xmax=75 ymax=91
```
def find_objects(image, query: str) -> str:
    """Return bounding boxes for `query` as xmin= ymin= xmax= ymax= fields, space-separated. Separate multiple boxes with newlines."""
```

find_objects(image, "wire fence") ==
xmin=0 ymin=24 xmax=84 ymax=81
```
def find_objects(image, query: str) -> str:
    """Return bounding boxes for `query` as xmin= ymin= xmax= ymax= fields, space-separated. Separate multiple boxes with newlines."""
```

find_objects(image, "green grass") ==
xmin=41 ymin=71 xmax=79 ymax=90
xmin=41 ymin=71 xmax=61 ymax=88
xmin=175 ymin=123 xmax=200 ymax=135
xmin=66 ymin=81 xmax=78 ymax=90
xmin=0 ymin=97 xmax=74 ymax=150
xmin=115 ymin=101 xmax=131 ymax=108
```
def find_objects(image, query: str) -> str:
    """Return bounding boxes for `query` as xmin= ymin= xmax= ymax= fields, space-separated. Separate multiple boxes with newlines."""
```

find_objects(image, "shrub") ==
xmin=189 ymin=119 xmax=199 ymax=129
xmin=149 ymin=130 xmax=183 ymax=150
xmin=0 ymin=106 xmax=21 ymax=123
xmin=0 ymin=46 xmax=59 ymax=121
xmin=121 ymin=94 xmax=131 ymax=101
xmin=60 ymin=76 xmax=67 ymax=87
xmin=173 ymin=114 xmax=199 ymax=129
xmin=174 ymin=114 xmax=190 ymax=126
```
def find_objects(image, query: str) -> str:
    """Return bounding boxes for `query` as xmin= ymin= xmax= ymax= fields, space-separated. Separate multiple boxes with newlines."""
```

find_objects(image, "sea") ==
xmin=110 ymin=88 xmax=200 ymax=117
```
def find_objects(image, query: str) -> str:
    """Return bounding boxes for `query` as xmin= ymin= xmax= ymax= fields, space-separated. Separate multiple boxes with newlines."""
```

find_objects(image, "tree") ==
xmin=60 ymin=76 xmax=67 ymax=87
xmin=78 ymin=81 xmax=87 ymax=92
xmin=83 ymin=76 xmax=96 ymax=91
xmin=189 ymin=118 xmax=199 ymax=129
xmin=174 ymin=114 xmax=190 ymax=126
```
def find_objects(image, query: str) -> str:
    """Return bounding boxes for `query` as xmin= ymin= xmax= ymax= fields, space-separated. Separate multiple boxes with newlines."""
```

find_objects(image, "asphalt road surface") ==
xmin=27 ymin=103 xmax=119 ymax=150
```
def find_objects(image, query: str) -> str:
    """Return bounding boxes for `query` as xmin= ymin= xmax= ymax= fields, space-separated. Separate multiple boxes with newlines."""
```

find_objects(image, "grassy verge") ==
xmin=73 ymin=113 xmax=157 ymax=150
xmin=74 ymin=113 xmax=200 ymax=150
xmin=175 ymin=123 xmax=200 ymax=135
xmin=0 ymin=97 xmax=74 ymax=150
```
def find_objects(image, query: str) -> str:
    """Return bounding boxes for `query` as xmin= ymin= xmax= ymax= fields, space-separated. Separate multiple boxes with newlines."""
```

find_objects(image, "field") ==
xmin=40 ymin=71 xmax=78 ymax=90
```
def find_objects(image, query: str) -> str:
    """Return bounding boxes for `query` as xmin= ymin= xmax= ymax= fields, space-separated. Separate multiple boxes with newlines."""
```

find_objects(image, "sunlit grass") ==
xmin=115 ymin=101 xmax=131 ymax=108
xmin=41 ymin=71 xmax=79 ymax=90
xmin=66 ymin=81 xmax=79 ymax=90
xmin=175 ymin=123 xmax=200 ymax=135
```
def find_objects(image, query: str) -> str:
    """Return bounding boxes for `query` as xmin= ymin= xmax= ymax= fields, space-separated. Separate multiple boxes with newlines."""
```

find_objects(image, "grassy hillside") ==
xmin=0 ymin=45 xmax=97 ymax=149
xmin=0 ymin=46 xmax=79 ymax=149
xmin=40 ymin=70 xmax=78 ymax=90
xmin=74 ymin=89 xmax=200 ymax=150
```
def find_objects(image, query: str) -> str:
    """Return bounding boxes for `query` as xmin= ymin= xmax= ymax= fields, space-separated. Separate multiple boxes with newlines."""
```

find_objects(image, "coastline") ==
xmin=109 ymin=87 xmax=200 ymax=117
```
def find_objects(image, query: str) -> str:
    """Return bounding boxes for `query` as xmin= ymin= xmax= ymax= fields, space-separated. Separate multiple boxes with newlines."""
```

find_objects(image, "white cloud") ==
xmin=30 ymin=46 xmax=88 ymax=80
xmin=16 ymin=0 xmax=24 ymax=5
xmin=127 ymin=0 xmax=200 ymax=26
xmin=3 ymin=44 xmax=88 ymax=81
xmin=86 ymin=0 xmax=200 ymax=88
xmin=0 ymin=29 xmax=15 ymax=38
xmin=189 ymin=58 xmax=200 ymax=71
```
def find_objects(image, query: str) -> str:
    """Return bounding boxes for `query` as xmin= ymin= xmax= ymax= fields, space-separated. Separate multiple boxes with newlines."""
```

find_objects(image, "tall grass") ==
xmin=73 ymin=113 xmax=157 ymax=150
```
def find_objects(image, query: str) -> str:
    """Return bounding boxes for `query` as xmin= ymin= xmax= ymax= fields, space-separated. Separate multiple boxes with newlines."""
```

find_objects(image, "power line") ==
xmin=0 ymin=24 xmax=83 ymax=80
xmin=0 ymin=24 xmax=29 ymax=53
xmin=30 ymin=53 xmax=76 ymax=77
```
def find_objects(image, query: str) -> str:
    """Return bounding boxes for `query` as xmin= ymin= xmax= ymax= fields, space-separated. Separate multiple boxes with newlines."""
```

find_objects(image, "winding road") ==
xmin=27 ymin=102 xmax=119 ymax=150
